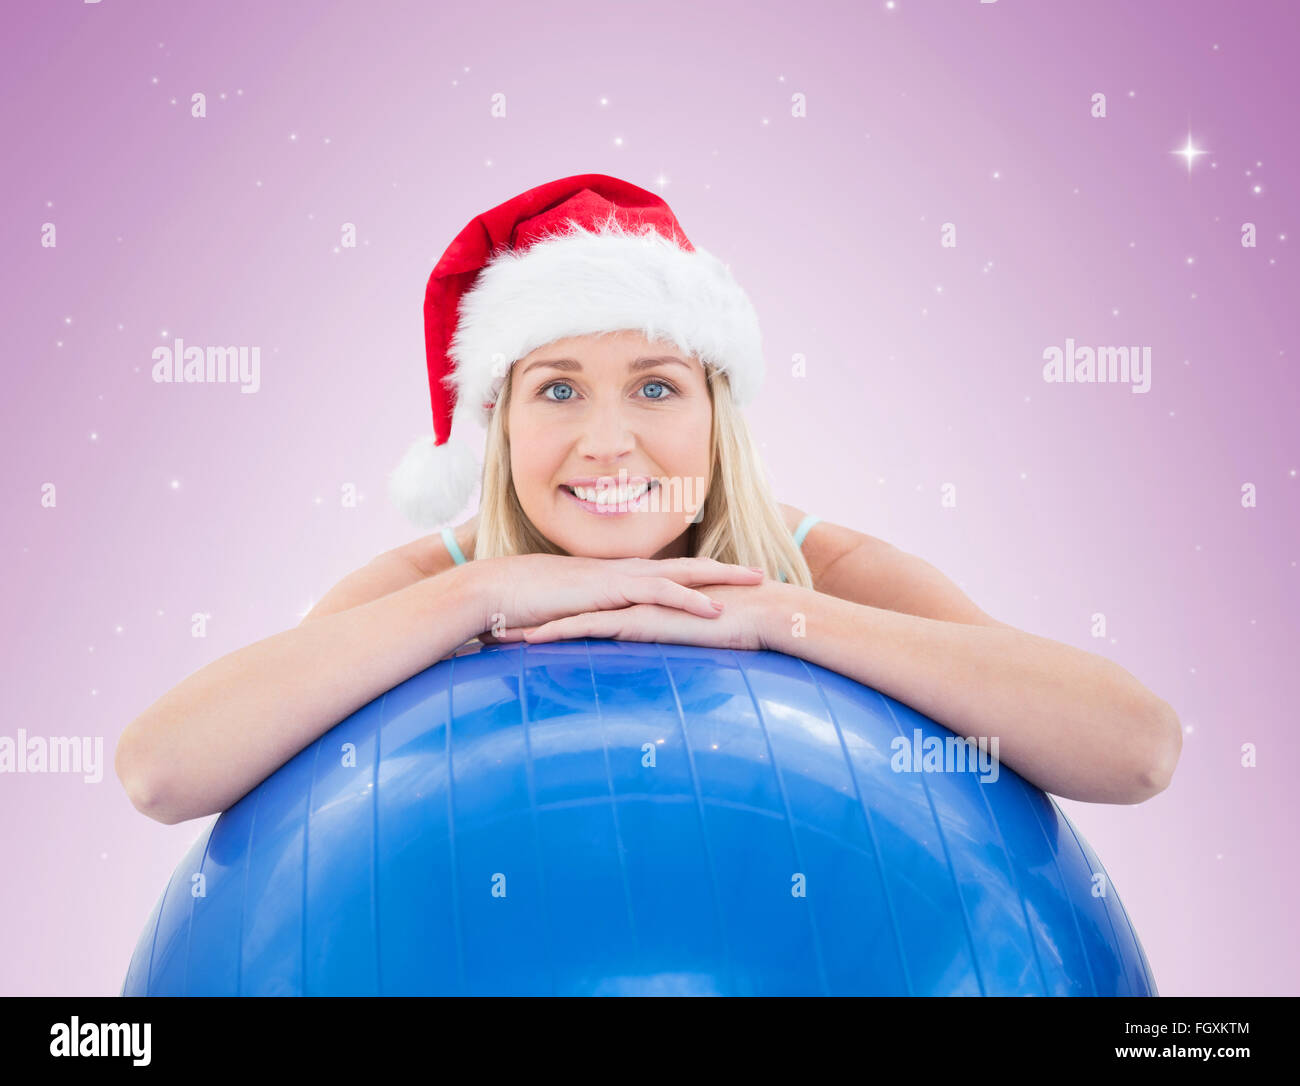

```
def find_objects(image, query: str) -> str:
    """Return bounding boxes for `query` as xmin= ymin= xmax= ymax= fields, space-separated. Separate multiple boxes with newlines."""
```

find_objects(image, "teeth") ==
xmin=570 ymin=481 xmax=653 ymax=504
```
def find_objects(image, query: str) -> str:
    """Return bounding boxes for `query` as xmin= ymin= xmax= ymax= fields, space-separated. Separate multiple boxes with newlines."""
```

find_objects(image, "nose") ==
xmin=575 ymin=402 xmax=637 ymax=466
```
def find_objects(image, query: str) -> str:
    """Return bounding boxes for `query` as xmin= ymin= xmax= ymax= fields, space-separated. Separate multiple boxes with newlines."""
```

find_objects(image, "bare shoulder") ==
xmin=776 ymin=502 xmax=1004 ymax=627
xmin=777 ymin=502 xmax=881 ymax=584
xmin=385 ymin=513 xmax=479 ymax=578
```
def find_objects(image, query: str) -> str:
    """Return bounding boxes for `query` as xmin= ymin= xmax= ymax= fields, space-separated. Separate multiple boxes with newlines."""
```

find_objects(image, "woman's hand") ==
xmin=468 ymin=553 xmax=766 ymax=642
xmin=484 ymin=581 xmax=783 ymax=652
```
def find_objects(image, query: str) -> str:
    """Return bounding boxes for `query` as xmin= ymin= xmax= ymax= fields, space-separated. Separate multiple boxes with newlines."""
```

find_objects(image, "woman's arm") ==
xmin=759 ymin=582 xmax=1182 ymax=805
xmin=114 ymin=562 xmax=490 ymax=825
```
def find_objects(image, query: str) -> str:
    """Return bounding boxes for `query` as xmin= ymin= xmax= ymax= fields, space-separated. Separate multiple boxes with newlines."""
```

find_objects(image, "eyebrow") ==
xmin=518 ymin=355 xmax=690 ymax=378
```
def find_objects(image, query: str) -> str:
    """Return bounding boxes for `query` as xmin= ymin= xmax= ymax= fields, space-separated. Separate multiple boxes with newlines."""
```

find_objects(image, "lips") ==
xmin=562 ymin=476 xmax=655 ymax=489
xmin=560 ymin=479 xmax=660 ymax=515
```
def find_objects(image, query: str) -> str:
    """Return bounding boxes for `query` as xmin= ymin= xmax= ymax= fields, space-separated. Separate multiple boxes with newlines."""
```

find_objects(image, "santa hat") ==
xmin=388 ymin=173 xmax=765 ymax=528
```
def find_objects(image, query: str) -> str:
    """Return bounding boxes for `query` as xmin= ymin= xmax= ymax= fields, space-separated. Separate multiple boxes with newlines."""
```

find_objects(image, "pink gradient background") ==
xmin=2 ymin=0 xmax=1296 ymax=996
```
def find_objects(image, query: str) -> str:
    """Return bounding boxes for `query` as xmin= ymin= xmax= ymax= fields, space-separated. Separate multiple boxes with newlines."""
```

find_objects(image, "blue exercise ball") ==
xmin=122 ymin=640 xmax=1157 ymax=996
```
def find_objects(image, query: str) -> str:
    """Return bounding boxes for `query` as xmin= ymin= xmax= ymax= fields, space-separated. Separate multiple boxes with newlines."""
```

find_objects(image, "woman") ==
xmin=115 ymin=175 xmax=1180 ymax=825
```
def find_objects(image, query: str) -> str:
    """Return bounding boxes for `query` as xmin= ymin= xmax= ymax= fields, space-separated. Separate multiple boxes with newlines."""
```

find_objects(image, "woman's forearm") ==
xmin=115 ymin=563 xmax=490 ymax=825
xmin=762 ymin=584 xmax=1182 ymax=805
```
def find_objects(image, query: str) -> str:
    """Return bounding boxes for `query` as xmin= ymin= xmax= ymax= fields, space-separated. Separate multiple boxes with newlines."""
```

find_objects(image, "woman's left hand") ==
xmin=485 ymin=581 xmax=784 ymax=651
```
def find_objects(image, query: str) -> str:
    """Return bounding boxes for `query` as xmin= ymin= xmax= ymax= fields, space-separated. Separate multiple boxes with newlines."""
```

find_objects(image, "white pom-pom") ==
xmin=388 ymin=433 xmax=481 ymax=528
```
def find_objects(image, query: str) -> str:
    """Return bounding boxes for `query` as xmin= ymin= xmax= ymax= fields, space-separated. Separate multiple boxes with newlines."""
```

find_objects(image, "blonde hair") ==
xmin=473 ymin=357 xmax=813 ymax=588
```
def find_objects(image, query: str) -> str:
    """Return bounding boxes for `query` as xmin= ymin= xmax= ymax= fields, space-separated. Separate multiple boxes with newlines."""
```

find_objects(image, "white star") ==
xmin=1173 ymin=133 xmax=1208 ymax=172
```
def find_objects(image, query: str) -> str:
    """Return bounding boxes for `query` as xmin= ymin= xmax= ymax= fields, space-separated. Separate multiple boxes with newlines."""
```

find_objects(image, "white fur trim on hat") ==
xmin=387 ymin=429 xmax=481 ymax=528
xmin=446 ymin=216 xmax=764 ymax=423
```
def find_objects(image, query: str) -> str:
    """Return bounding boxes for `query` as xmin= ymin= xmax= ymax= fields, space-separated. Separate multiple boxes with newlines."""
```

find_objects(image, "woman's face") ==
xmin=506 ymin=330 xmax=713 ymax=560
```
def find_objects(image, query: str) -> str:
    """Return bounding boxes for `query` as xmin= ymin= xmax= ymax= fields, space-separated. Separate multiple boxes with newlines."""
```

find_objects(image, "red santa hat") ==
xmin=388 ymin=173 xmax=765 ymax=527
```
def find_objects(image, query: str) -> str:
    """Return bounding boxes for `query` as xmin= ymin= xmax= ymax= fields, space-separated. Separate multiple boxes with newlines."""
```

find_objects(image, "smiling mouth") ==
xmin=560 ymin=479 xmax=660 ymax=514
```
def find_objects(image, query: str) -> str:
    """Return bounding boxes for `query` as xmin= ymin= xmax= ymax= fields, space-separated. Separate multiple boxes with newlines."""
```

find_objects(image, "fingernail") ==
xmin=748 ymin=566 xmax=764 ymax=575
xmin=711 ymin=599 xmax=724 ymax=612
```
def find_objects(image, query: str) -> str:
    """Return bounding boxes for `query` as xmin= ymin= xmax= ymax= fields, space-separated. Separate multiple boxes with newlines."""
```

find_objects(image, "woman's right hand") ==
xmin=466 ymin=553 xmax=766 ymax=641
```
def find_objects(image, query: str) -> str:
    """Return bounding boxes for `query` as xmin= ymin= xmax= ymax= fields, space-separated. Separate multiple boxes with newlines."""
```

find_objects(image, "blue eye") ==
xmin=541 ymin=381 xmax=575 ymax=401
xmin=641 ymin=380 xmax=671 ymax=399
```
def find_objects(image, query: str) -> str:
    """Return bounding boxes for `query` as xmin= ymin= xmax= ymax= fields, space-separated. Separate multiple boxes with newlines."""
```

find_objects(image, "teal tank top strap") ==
xmin=793 ymin=513 xmax=821 ymax=548
xmin=441 ymin=525 xmax=468 ymax=566
xmin=778 ymin=513 xmax=821 ymax=583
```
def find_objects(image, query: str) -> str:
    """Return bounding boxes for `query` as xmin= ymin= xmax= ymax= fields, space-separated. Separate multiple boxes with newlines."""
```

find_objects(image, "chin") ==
xmin=550 ymin=526 xmax=668 ymax=561
xmin=570 ymin=538 xmax=656 ymax=560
